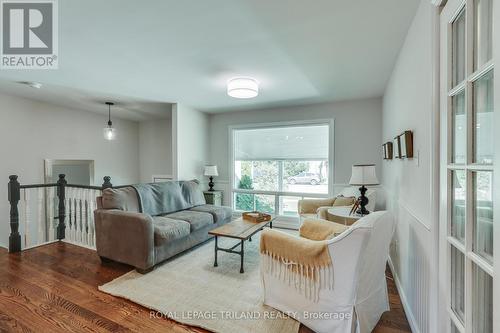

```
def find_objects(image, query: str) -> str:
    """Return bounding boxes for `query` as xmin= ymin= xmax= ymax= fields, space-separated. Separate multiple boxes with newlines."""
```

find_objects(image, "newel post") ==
xmin=102 ymin=176 xmax=112 ymax=189
xmin=56 ymin=174 xmax=67 ymax=240
xmin=8 ymin=175 xmax=21 ymax=253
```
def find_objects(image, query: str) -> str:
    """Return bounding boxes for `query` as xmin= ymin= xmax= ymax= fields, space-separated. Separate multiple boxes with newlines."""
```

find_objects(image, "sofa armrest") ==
xmin=299 ymin=218 xmax=349 ymax=241
xmin=94 ymin=209 xmax=155 ymax=270
xmin=298 ymin=198 xmax=335 ymax=214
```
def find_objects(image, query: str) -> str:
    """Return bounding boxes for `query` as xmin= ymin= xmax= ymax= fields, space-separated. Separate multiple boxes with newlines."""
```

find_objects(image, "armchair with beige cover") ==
xmin=260 ymin=211 xmax=394 ymax=333
xmin=298 ymin=187 xmax=377 ymax=223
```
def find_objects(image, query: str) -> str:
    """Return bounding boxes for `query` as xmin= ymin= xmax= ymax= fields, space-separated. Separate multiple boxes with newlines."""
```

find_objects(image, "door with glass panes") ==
xmin=440 ymin=0 xmax=496 ymax=332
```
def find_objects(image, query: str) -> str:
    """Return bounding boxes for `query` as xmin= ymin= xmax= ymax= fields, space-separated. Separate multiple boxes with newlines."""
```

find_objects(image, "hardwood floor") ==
xmin=0 ymin=242 xmax=411 ymax=333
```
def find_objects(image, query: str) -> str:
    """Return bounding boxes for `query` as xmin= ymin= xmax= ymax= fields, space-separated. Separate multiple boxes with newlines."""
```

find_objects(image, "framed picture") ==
xmin=393 ymin=136 xmax=402 ymax=158
xmin=382 ymin=142 xmax=393 ymax=160
xmin=399 ymin=131 xmax=413 ymax=158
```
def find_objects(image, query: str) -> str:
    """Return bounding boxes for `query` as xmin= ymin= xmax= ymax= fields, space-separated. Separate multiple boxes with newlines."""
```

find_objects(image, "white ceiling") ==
xmin=0 ymin=0 xmax=419 ymax=116
xmin=0 ymin=79 xmax=172 ymax=121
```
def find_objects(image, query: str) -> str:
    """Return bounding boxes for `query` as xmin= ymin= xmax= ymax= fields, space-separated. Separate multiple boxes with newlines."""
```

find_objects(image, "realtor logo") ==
xmin=1 ymin=0 xmax=58 ymax=69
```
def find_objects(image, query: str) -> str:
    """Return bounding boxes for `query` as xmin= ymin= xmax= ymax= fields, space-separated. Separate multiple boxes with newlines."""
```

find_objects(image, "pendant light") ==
xmin=103 ymin=102 xmax=116 ymax=140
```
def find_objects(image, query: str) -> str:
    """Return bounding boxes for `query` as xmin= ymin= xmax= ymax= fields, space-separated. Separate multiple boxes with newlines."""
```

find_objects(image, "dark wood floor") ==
xmin=0 ymin=242 xmax=411 ymax=333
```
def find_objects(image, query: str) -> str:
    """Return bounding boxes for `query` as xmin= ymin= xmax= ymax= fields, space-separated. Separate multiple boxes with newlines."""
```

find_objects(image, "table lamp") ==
xmin=204 ymin=165 xmax=219 ymax=191
xmin=349 ymin=164 xmax=379 ymax=215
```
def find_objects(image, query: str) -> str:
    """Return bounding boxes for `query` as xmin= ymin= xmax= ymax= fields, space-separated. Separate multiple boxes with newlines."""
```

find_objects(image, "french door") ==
xmin=440 ymin=0 xmax=498 ymax=332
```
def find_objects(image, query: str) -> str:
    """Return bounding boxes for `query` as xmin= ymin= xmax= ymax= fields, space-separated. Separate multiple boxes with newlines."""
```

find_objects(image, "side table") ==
xmin=203 ymin=190 xmax=223 ymax=206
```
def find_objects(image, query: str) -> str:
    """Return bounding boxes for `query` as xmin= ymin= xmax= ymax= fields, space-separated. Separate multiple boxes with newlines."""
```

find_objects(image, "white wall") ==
xmin=138 ymin=117 xmax=173 ymax=182
xmin=382 ymin=1 xmax=437 ymax=332
xmin=172 ymin=103 xmax=210 ymax=181
xmin=209 ymin=97 xmax=383 ymax=205
xmin=0 ymin=93 xmax=140 ymax=249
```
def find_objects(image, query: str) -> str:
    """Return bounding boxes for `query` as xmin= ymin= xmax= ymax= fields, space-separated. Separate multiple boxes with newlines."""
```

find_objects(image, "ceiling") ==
xmin=0 ymin=0 xmax=420 ymax=117
xmin=0 ymin=79 xmax=172 ymax=121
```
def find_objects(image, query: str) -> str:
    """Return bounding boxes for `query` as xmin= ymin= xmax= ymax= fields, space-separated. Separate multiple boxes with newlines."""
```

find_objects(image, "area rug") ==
xmin=98 ymin=232 xmax=300 ymax=333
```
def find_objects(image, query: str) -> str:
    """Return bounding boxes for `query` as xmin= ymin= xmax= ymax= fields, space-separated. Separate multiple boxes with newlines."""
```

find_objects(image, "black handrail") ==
xmin=7 ymin=174 xmax=116 ymax=253
xmin=20 ymin=183 xmax=57 ymax=189
xmin=66 ymin=184 xmax=105 ymax=190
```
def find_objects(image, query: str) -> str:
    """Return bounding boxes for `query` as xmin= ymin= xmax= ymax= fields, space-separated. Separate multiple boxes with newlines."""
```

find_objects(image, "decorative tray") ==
xmin=242 ymin=211 xmax=272 ymax=223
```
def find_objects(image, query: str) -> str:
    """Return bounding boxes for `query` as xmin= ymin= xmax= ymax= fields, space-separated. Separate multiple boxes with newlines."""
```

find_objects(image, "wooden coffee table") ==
xmin=209 ymin=217 xmax=274 ymax=273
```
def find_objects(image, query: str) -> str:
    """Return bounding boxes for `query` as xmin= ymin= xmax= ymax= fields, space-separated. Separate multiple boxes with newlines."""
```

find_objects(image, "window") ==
xmin=231 ymin=122 xmax=331 ymax=217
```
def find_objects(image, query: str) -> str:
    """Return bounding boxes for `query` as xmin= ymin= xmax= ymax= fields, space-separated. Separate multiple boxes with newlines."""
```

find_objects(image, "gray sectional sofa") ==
xmin=94 ymin=180 xmax=232 ymax=273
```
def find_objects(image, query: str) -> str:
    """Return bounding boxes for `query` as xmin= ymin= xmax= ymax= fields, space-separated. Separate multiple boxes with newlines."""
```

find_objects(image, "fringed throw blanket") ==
xmin=131 ymin=181 xmax=205 ymax=216
xmin=260 ymin=229 xmax=334 ymax=302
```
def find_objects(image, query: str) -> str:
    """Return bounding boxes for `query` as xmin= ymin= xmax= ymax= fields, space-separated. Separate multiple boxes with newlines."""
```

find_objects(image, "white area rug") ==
xmin=99 ymin=233 xmax=300 ymax=333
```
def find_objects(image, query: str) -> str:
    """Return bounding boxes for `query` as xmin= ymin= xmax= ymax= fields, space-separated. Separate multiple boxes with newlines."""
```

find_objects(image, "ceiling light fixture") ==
xmin=227 ymin=77 xmax=259 ymax=99
xmin=103 ymin=102 xmax=116 ymax=141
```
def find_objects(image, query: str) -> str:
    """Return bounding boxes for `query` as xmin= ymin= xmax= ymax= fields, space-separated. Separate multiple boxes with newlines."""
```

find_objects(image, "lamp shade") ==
xmin=204 ymin=165 xmax=219 ymax=177
xmin=103 ymin=126 xmax=116 ymax=140
xmin=349 ymin=164 xmax=379 ymax=186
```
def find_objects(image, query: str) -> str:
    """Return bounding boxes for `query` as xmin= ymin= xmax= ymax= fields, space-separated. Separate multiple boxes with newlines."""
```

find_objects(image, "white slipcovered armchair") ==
xmin=298 ymin=187 xmax=377 ymax=224
xmin=260 ymin=211 xmax=394 ymax=333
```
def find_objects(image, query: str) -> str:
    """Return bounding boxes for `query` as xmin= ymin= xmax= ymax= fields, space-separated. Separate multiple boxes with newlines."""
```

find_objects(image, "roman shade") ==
xmin=234 ymin=125 xmax=329 ymax=160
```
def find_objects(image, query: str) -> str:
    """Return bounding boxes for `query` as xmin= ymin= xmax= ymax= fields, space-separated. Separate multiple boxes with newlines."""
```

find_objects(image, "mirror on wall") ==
xmin=44 ymin=159 xmax=95 ymax=185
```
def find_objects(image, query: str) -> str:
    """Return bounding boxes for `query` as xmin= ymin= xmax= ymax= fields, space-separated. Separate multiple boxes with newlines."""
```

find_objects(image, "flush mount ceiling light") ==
xmin=227 ymin=77 xmax=259 ymax=99
xmin=103 ymin=102 xmax=116 ymax=141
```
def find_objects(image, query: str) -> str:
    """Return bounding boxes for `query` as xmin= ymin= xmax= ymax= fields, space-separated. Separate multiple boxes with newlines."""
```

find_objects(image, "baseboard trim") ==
xmin=388 ymin=257 xmax=420 ymax=333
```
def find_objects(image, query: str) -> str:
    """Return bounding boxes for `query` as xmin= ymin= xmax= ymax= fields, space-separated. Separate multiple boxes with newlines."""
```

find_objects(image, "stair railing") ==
xmin=8 ymin=174 xmax=114 ymax=252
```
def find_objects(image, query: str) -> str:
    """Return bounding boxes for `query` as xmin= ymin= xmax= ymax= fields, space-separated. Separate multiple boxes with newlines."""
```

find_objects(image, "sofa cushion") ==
xmin=102 ymin=187 xmax=140 ymax=212
xmin=189 ymin=205 xmax=232 ymax=223
xmin=152 ymin=216 xmax=190 ymax=245
xmin=164 ymin=210 xmax=213 ymax=232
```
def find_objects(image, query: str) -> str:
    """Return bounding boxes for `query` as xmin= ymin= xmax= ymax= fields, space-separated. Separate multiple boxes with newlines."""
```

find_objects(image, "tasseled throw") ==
xmin=261 ymin=251 xmax=334 ymax=302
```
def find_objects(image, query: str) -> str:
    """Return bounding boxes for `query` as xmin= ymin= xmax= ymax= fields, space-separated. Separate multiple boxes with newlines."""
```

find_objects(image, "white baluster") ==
xmin=72 ymin=188 xmax=77 ymax=243
xmin=69 ymin=187 xmax=75 ymax=242
xmin=84 ymin=189 xmax=91 ymax=247
xmin=48 ymin=187 xmax=55 ymax=241
xmin=65 ymin=187 xmax=71 ymax=242
xmin=82 ymin=189 xmax=87 ymax=246
xmin=20 ymin=189 xmax=25 ymax=247
xmin=88 ymin=189 xmax=93 ymax=247
xmin=92 ymin=189 xmax=99 ymax=247
xmin=83 ymin=189 xmax=89 ymax=247
xmin=22 ymin=189 xmax=30 ymax=247
xmin=92 ymin=189 xmax=99 ymax=248
xmin=75 ymin=189 xmax=79 ymax=243
xmin=37 ymin=187 xmax=44 ymax=244
xmin=64 ymin=187 xmax=70 ymax=242
xmin=74 ymin=188 xmax=80 ymax=245
xmin=76 ymin=188 xmax=83 ymax=244
xmin=82 ymin=188 xmax=87 ymax=246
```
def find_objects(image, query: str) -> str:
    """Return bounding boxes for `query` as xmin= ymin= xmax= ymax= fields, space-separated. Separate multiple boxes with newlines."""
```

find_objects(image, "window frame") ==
xmin=228 ymin=119 xmax=335 ymax=220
